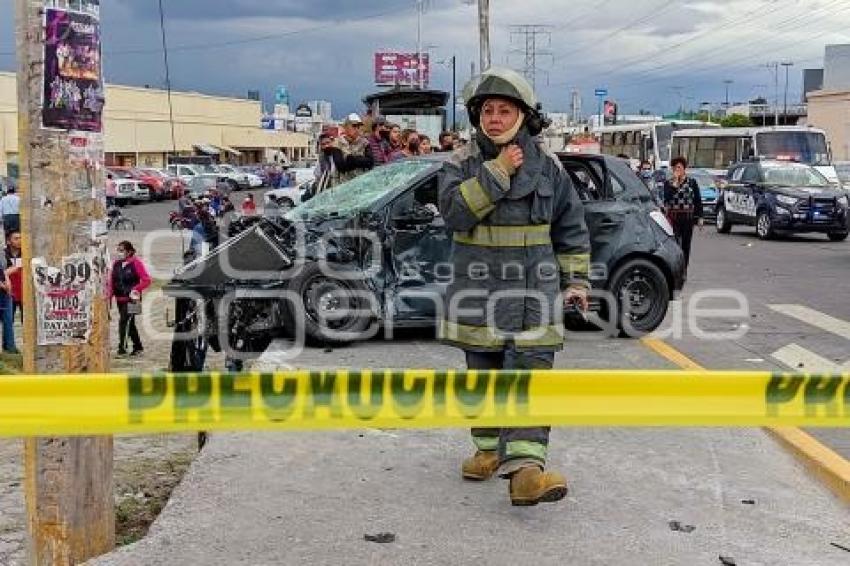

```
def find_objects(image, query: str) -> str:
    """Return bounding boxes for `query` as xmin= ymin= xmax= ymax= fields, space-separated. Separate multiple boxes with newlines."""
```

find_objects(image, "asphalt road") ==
xmin=91 ymin=219 xmax=850 ymax=565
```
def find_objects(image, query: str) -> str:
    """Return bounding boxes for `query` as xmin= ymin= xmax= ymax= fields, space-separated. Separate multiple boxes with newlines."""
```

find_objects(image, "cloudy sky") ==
xmin=1 ymin=0 xmax=848 ymax=118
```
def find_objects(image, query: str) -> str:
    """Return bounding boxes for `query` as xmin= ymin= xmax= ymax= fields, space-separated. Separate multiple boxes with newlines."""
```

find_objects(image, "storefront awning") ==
xmin=214 ymin=144 xmax=242 ymax=156
xmin=193 ymin=143 xmax=220 ymax=156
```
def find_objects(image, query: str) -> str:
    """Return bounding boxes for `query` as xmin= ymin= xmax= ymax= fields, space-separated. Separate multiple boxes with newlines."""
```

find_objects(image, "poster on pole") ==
xmin=32 ymin=252 xmax=106 ymax=345
xmin=42 ymin=3 xmax=104 ymax=132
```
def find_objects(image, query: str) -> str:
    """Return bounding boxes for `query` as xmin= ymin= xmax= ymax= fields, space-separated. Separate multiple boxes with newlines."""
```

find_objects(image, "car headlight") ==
xmin=838 ymin=195 xmax=849 ymax=208
xmin=650 ymin=210 xmax=674 ymax=236
xmin=776 ymin=195 xmax=798 ymax=206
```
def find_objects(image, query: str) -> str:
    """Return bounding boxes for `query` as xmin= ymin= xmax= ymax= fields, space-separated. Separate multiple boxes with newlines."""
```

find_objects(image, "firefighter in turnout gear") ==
xmin=438 ymin=67 xmax=591 ymax=506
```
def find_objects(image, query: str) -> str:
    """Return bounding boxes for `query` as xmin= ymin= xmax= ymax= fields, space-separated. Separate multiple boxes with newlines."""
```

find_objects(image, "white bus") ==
xmin=594 ymin=120 xmax=719 ymax=169
xmin=670 ymin=126 xmax=837 ymax=183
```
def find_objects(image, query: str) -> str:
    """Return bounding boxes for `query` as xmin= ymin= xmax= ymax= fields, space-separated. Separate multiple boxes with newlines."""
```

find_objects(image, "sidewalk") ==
xmin=89 ymin=341 xmax=850 ymax=565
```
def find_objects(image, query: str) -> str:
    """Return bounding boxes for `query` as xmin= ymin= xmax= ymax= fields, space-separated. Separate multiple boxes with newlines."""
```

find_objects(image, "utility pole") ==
xmin=509 ymin=25 xmax=553 ymax=92
xmin=723 ymin=79 xmax=733 ymax=109
xmin=782 ymin=61 xmax=794 ymax=123
xmin=478 ymin=0 xmax=490 ymax=72
xmin=416 ymin=0 xmax=425 ymax=89
xmin=451 ymin=55 xmax=457 ymax=130
xmin=16 ymin=1 xmax=114 ymax=563
xmin=764 ymin=62 xmax=779 ymax=126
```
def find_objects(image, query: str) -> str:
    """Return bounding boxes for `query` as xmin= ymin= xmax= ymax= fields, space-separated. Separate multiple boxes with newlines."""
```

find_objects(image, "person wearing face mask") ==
xmin=108 ymin=241 xmax=151 ymax=357
xmin=638 ymin=160 xmax=660 ymax=202
xmin=439 ymin=67 xmax=591 ymax=507
xmin=438 ymin=131 xmax=455 ymax=152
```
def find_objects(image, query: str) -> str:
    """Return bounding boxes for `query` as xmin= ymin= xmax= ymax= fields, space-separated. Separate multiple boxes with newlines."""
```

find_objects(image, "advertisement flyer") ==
xmin=31 ymin=253 xmax=104 ymax=345
xmin=42 ymin=4 xmax=104 ymax=131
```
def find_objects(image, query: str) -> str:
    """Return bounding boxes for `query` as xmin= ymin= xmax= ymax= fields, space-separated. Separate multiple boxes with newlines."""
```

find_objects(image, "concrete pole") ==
xmin=16 ymin=0 xmax=114 ymax=563
xmin=478 ymin=0 xmax=490 ymax=72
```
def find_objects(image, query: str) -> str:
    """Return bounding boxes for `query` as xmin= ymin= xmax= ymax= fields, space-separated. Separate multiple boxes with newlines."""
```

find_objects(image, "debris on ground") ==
xmin=740 ymin=499 xmax=756 ymax=505
xmin=718 ymin=555 xmax=737 ymax=565
xmin=668 ymin=520 xmax=696 ymax=533
xmin=364 ymin=532 xmax=396 ymax=544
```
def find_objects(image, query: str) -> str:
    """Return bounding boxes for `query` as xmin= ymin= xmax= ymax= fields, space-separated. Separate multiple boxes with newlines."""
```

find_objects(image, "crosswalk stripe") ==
xmin=770 ymin=343 xmax=849 ymax=373
xmin=768 ymin=304 xmax=850 ymax=341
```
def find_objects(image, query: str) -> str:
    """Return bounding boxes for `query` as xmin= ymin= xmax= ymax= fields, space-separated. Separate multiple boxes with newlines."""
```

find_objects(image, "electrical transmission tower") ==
xmin=508 ymin=25 xmax=553 ymax=91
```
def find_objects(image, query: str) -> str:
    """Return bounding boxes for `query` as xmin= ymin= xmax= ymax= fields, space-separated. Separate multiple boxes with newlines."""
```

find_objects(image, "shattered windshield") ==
xmin=285 ymin=160 xmax=435 ymax=220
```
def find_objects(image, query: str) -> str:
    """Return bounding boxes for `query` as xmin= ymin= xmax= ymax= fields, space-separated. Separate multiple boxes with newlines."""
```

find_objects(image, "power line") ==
xmin=509 ymin=25 xmax=553 ymax=91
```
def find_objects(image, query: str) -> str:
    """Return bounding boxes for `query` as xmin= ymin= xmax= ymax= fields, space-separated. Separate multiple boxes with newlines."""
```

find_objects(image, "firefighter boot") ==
xmin=509 ymin=465 xmax=568 ymax=506
xmin=462 ymin=451 xmax=500 ymax=481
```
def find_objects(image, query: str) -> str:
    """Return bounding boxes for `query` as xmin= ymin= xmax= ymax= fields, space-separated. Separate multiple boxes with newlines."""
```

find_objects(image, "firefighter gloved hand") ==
xmin=564 ymin=285 xmax=589 ymax=313
xmin=495 ymin=144 xmax=524 ymax=177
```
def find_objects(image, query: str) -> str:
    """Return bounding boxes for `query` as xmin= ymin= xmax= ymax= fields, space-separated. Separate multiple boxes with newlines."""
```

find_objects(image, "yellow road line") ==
xmin=640 ymin=336 xmax=850 ymax=503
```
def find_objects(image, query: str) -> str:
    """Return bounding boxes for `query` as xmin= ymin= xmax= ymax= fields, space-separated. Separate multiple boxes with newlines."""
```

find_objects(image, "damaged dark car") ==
xmin=166 ymin=154 xmax=685 ymax=371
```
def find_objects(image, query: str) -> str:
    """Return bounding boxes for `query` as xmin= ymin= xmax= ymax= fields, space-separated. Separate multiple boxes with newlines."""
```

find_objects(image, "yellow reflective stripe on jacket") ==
xmin=440 ymin=320 xmax=505 ymax=348
xmin=440 ymin=320 xmax=563 ymax=349
xmin=453 ymin=224 xmax=551 ymax=248
xmin=556 ymin=253 xmax=590 ymax=278
xmin=459 ymin=178 xmax=496 ymax=220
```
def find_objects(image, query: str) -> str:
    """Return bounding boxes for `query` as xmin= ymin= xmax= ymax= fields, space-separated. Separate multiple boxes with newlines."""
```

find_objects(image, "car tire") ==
xmin=756 ymin=210 xmax=774 ymax=240
xmin=715 ymin=207 xmax=732 ymax=233
xmin=227 ymin=179 xmax=239 ymax=193
xmin=606 ymin=258 xmax=670 ymax=337
xmin=286 ymin=262 xmax=377 ymax=345
xmin=827 ymin=231 xmax=849 ymax=242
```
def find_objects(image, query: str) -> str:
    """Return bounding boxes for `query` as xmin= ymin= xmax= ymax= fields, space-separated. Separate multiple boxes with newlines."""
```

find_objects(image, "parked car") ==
xmin=112 ymin=178 xmax=148 ymax=205
xmin=166 ymin=163 xmax=204 ymax=186
xmin=138 ymin=167 xmax=186 ymax=199
xmin=263 ymin=180 xmax=314 ymax=212
xmin=165 ymin=154 xmax=685 ymax=368
xmin=715 ymin=159 xmax=849 ymax=240
xmin=688 ymin=168 xmax=723 ymax=222
xmin=216 ymin=164 xmax=263 ymax=188
xmin=186 ymin=174 xmax=232 ymax=198
xmin=109 ymin=167 xmax=166 ymax=201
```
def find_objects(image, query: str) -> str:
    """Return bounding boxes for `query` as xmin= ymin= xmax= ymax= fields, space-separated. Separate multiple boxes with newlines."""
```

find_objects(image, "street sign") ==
xmin=595 ymin=88 xmax=608 ymax=97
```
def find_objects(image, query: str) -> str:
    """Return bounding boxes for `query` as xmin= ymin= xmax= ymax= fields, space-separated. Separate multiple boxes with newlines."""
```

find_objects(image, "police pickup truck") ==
xmin=715 ymin=159 xmax=849 ymax=241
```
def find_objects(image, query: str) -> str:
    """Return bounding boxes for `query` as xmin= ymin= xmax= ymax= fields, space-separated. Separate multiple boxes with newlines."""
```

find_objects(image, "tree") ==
xmin=720 ymin=113 xmax=753 ymax=127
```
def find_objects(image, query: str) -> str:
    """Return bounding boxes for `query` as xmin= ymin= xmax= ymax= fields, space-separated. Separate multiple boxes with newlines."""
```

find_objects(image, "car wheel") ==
xmin=169 ymin=297 xmax=208 ymax=372
xmin=607 ymin=258 xmax=670 ymax=337
xmin=227 ymin=179 xmax=239 ymax=193
xmin=275 ymin=197 xmax=295 ymax=211
xmin=287 ymin=263 xmax=377 ymax=345
xmin=715 ymin=207 xmax=732 ymax=233
xmin=827 ymin=231 xmax=849 ymax=241
xmin=756 ymin=210 xmax=774 ymax=240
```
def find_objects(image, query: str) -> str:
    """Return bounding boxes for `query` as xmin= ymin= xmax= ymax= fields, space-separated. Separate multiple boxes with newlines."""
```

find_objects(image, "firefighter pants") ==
xmin=465 ymin=345 xmax=554 ymax=474
xmin=671 ymin=215 xmax=695 ymax=270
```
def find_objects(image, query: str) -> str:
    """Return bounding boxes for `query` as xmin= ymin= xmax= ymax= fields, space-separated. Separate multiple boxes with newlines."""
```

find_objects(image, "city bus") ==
xmin=670 ymin=126 xmax=838 ymax=183
xmin=594 ymin=120 xmax=719 ymax=169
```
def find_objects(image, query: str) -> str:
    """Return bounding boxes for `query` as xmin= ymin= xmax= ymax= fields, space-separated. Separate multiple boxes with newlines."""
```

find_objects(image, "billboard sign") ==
xmin=374 ymin=52 xmax=430 ymax=87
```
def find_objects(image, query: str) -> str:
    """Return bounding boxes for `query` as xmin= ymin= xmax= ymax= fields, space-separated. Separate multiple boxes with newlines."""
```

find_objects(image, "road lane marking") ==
xmin=771 ymin=343 xmax=850 ymax=373
xmin=768 ymin=304 xmax=850 ymax=341
xmin=641 ymin=336 xmax=850 ymax=503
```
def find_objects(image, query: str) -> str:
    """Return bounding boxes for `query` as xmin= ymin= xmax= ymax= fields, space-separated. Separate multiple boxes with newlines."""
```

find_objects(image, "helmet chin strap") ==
xmin=482 ymin=109 xmax=525 ymax=146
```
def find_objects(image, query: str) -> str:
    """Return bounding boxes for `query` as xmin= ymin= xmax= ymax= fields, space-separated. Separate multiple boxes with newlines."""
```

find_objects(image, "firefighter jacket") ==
xmin=438 ymin=128 xmax=591 ymax=352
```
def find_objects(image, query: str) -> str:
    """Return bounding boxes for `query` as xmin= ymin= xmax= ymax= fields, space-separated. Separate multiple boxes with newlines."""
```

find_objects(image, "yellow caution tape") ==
xmin=0 ymin=370 xmax=849 ymax=436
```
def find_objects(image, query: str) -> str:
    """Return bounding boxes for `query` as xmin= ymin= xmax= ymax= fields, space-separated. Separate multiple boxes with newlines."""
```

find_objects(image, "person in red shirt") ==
xmin=4 ymin=231 xmax=22 ymax=322
xmin=241 ymin=193 xmax=257 ymax=216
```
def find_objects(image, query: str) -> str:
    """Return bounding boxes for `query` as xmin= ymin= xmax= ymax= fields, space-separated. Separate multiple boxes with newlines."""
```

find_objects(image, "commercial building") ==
xmin=0 ymin=71 xmax=311 ymax=175
xmin=806 ymin=44 xmax=850 ymax=161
